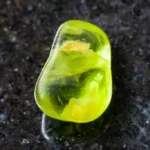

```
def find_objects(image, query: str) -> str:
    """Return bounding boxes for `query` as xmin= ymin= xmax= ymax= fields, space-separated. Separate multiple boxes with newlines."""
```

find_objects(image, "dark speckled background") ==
xmin=0 ymin=0 xmax=150 ymax=150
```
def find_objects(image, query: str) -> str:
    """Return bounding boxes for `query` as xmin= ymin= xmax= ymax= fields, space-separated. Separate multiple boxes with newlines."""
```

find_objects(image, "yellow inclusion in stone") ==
xmin=61 ymin=41 xmax=90 ymax=51
xmin=34 ymin=20 xmax=112 ymax=123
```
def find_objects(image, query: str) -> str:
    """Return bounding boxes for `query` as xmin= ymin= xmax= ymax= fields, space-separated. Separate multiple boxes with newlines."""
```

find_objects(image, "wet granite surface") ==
xmin=0 ymin=0 xmax=150 ymax=150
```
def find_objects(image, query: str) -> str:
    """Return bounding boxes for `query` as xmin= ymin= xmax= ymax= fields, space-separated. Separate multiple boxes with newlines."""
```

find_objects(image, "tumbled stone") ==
xmin=34 ymin=20 xmax=112 ymax=123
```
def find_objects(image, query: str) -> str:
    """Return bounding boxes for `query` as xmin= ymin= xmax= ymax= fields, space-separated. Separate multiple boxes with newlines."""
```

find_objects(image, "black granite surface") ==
xmin=0 ymin=0 xmax=150 ymax=150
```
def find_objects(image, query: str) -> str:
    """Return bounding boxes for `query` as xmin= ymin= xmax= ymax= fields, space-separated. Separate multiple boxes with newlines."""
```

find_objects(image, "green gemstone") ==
xmin=34 ymin=20 xmax=112 ymax=123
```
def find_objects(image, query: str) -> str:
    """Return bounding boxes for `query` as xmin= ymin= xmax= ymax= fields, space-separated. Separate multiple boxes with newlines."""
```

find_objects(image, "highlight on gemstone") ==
xmin=34 ymin=20 xmax=112 ymax=123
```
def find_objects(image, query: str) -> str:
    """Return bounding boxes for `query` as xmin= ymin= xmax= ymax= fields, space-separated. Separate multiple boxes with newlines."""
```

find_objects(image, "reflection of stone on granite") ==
xmin=41 ymin=105 xmax=113 ymax=148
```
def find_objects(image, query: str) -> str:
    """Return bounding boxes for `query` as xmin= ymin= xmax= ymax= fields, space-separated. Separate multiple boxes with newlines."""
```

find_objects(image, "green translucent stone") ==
xmin=34 ymin=20 xmax=112 ymax=123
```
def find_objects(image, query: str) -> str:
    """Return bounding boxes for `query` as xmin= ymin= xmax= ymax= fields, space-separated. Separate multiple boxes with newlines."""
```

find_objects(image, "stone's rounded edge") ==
xmin=65 ymin=20 xmax=110 ymax=46
xmin=63 ymin=20 xmax=110 ymax=45
xmin=34 ymin=71 xmax=41 ymax=113
xmin=34 ymin=56 xmax=62 ymax=121
xmin=34 ymin=63 xmax=112 ymax=123
xmin=51 ymin=20 xmax=111 ymax=62
xmin=50 ymin=23 xmax=64 ymax=54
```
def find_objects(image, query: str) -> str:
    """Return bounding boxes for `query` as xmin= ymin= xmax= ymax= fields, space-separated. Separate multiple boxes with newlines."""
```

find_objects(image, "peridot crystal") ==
xmin=34 ymin=20 xmax=112 ymax=123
